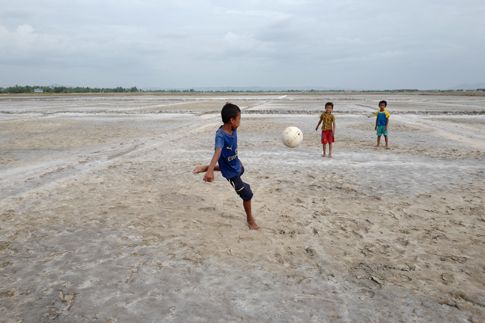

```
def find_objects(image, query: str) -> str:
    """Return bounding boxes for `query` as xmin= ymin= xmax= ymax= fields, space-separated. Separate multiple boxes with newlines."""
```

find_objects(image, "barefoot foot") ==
xmin=248 ymin=221 xmax=260 ymax=230
xmin=192 ymin=165 xmax=205 ymax=174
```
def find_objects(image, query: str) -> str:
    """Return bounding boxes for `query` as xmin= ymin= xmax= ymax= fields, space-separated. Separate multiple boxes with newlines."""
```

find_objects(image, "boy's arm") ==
xmin=385 ymin=117 xmax=389 ymax=129
xmin=375 ymin=117 xmax=378 ymax=130
xmin=332 ymin=119 xmax=336 ymax=134
xmin=315 ymin=119 xmax=322 ymax=131
xmin=204 ymin=148 xmax=222 ymax=182
xmin=192 ymin=148 xmax=222 ymax=182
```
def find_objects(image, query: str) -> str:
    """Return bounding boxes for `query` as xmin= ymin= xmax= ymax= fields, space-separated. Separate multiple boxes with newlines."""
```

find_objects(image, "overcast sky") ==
xmin=1 ymin=0 xmax=484 ymax=89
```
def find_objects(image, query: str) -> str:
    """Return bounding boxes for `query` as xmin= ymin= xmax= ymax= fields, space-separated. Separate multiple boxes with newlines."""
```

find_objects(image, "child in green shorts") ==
xmin=375 ymin=100 xmax=390 ymax=149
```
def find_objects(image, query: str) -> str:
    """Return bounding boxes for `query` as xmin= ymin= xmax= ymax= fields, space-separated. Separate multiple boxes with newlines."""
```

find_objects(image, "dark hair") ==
xmin=325 ymin=102 xmax=334 ymax=108
xmin=221 ymin=102 xmax=241 ymax=123
xmin=379 ymin=100 xmax=387 ymax=107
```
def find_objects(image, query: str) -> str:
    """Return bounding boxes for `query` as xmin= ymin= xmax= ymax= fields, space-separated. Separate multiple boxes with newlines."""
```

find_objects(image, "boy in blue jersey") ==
xmin=375 ymin=100 xmax=390 ymax=149
xmin=193 ymin=103 xmax=259 ymax=230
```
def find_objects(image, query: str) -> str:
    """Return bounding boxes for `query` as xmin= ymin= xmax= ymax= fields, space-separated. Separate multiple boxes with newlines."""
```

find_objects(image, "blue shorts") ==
xmin=376 ymin=125 xmax=388 ymax=137
xmin=228 ymin=167 xmax=253 ymax=201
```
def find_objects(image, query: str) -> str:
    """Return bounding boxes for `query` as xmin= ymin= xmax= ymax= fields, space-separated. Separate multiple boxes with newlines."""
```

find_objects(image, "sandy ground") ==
xmin=0 ymin=93 xmax=484 ymax=322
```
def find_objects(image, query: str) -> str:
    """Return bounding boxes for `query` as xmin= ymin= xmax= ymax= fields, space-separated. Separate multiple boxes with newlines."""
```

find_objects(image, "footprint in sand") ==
xmin=439 ymin=255 xmax=468 ymax=264
xmin=441 ymin=273 xmax=455 ymax=285
xmin=304 ymin=247 xmax=316 ymax=257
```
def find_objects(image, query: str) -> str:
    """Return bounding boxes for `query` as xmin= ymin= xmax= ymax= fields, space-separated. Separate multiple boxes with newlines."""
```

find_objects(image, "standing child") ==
xmin=375 ymin=100 xmax=390 ymax=149
xmin=315 ymin=102 xmax=336 ymax=158
xmin=192 ymin=103 xmax=259 ymax=230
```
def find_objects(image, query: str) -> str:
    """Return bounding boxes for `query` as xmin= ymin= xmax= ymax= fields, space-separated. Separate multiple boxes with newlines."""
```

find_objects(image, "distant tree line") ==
xmin=1 ymin=85 xmax=484 ymax=94
xmin=0 ymin=85 xmax=140 ymax=94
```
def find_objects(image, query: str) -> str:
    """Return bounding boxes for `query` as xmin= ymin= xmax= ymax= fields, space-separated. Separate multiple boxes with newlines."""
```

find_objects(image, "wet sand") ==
xmin=1 ymin=93 xmax=484 ymax=322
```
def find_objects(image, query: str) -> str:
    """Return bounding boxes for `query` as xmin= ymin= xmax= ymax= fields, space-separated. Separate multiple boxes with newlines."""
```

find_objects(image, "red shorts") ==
xmin=321 ymin=130 xmax=334 ymax=144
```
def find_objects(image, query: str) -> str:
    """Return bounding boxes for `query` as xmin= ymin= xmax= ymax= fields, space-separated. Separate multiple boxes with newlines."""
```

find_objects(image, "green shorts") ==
xmin=376 ymin=125 xmax=388 ymax=136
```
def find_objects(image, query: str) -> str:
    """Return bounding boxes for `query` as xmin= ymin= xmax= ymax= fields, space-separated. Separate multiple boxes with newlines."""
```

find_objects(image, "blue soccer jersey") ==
xmin=214 ymin=127 xmax=241 ymax=179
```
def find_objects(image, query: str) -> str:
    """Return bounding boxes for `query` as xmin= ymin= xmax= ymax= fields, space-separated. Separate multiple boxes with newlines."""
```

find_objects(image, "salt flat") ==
xmin=0 ymin=93 xmax=484 ymax=322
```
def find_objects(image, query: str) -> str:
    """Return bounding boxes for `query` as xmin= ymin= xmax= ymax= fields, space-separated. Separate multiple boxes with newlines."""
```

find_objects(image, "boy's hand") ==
xmin=203 ymin=171 xmax=214 ymax=182
xmin=375 ymin=126 xmax=377 ymax=130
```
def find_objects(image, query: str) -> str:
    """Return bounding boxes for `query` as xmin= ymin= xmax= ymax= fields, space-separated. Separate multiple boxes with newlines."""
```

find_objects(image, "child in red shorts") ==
xmin=315 ymin=102 xmax=336 ymax=158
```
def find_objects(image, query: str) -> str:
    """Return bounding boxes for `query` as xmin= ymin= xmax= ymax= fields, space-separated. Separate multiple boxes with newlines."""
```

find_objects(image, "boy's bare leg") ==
xmin=322 ymin=144 xmax=326 ymax=157
xmin=192 ymin=165 xmax=208 ymax=174
xmin=193 ymin=165 xmax=220 ymax=174
xmin=328 ymin=143 xmax=333 ymax=158
xmin=243 ymin=200 xmax=259 ymax=230
xmin=384 ymin=136 xmax=389 ymax=149
xmin=375 ymin=136 xmax=381 ymax=147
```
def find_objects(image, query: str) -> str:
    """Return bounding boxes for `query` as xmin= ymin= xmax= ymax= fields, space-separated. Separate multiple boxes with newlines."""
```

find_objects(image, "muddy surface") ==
xmin=1 ymin=93 xmax=484 ymax=322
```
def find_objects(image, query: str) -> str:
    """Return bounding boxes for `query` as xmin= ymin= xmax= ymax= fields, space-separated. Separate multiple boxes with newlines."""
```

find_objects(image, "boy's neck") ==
xmin=222 ymin=123 xmax=233 ymax=134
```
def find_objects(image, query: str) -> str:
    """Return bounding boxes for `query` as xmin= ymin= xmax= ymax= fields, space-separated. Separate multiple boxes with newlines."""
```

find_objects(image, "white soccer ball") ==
xmin=282 ymin=126 xmax=303 ymax=148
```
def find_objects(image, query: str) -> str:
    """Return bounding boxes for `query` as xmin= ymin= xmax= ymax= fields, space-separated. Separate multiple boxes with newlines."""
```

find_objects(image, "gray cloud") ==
xmin=0 ymin=0 xmax=484 ymax=89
